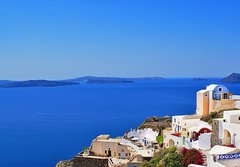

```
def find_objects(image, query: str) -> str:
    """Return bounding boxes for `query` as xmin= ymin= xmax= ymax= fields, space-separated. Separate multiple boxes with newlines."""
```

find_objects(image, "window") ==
xmin=105 ymin=150 xmax=107 ymax=154
xmin=205 ymin=94 xmax=208 ymax=96
xmin=204 ymin=130 xmax=207 ymax=133
xmin=238 ymin=117 xmax=240 ymax=120
xmin=125 ymin=153 xmax=128 ymax=156
xmin=224 ymin=93 xmax=228 ymax=99
xmin=219 ymin=88 xmax=222 ymax=91
xmin=118 ymin=153 xmax=121 ymax=156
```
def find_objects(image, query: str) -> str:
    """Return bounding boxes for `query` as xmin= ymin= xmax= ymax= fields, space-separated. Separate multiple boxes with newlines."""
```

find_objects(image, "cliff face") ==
xmin=221 ymin=73 xmax=240 ymax=83
xmin=55 ymin=156 xmax=108 ymax=167
xmin=56 ymin=160 xmax=71 ymax=167
xmin=138 ymin=116 xmax=172 ymax=132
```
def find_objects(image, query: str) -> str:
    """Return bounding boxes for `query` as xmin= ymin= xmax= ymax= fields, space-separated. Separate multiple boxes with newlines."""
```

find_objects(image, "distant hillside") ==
xmin=221 ymin=73 xmax=240 ymax=83
xmin=87 ymin=79 xmax=134 ymax=84
xmin=0 ymin=80 xmax=14 ymax=85
xmin=1 ymin=80 xmax=79 ymax=88
xmin=64 ymin=76 xmax=163 ymax=83
xmin=193 ymin=78 xmax=208 ymax=81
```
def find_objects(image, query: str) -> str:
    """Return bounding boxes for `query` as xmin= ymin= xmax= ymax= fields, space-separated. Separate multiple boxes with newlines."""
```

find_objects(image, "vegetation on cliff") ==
xmin=141 ymin=147 xmax=204 ymax=167
xmin=141 ymin=146 xmax=183 ymax=167
xmin=138 ymin=116 xmax=172 ymax=132
xmin=201 ymin=108 xmax=239 ymax=124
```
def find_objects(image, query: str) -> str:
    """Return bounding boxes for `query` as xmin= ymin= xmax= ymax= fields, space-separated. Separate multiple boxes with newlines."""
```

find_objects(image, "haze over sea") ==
xmin=0 ymin=78 xmax=239 ymax=167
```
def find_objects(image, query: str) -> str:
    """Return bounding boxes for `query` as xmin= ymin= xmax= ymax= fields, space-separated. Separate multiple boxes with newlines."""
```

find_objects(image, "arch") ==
xmin=222 ymin=129 xmax=231 ymax=145
xmin=169 ymin=139 xmax=175 ymax=147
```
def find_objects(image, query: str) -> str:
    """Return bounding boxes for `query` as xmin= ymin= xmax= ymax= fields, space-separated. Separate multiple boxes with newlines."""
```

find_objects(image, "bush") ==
xmin=181 ymin=148 xmax=204 ymax=167
xmin=141 ymin=146 xmax=183 ymax=167
xmin=161 ymin=152 xmax=183 ymax=167
xmin=210 ymin=111 xmax=217 ymax=118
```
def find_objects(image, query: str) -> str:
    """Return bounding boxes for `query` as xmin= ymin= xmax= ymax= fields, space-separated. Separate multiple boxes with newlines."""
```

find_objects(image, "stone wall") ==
xmin=211 ymin=99 xmax=236 ymax=112
xmin=211 ymin=120 xmax=222 ymax=147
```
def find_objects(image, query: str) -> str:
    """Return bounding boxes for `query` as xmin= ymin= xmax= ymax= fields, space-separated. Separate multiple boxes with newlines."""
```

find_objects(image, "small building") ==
xmin=90 ymin=135 xmax=132 ymax=159
xmin=126 ymin=128 xmax=158 ymax=147
xmin=85 ymin=134 xmax=155 ymax=167
xmin=196 ymin=84 xmax=237 ymax=115
xmin=163 ymin=116 xmax=211 ymax=150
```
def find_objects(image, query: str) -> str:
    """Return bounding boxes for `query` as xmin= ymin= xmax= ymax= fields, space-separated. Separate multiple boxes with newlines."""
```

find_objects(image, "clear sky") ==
xmin=1 ymin=0 xmax=240 ymax=80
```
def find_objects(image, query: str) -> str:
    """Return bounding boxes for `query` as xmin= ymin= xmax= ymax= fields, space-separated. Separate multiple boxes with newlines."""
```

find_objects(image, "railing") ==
xmin=108 ymin=157 xmax=114 ymax=167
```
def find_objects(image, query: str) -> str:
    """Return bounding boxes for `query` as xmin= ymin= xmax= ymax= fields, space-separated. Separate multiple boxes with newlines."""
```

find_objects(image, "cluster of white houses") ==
xmin=77 ymin=128 xmax=159 ymax=167
xmin=163 ymin=84 xmax=240 ymax=167
xmin=72 ymin=84 xmax=240 ymax=167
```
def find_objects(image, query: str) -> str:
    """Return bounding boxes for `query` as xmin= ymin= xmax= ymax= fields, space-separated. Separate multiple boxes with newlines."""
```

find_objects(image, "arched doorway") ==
xmin=169 ymin=139 xmax=175 ymax=147
xmin=223 ymin=129 xmax=231 ymax=145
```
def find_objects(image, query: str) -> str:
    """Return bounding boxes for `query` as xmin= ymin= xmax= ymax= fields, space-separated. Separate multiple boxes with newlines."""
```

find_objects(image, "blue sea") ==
xmin=0 ymin=79 xmax=239 ymax=167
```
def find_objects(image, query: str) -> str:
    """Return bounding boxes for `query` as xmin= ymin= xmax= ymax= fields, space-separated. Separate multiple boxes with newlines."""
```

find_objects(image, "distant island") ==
xmin=63 ymin=76 xmax=163 ymax=83
xmin=87 ymin=79 xmax=134 ymax=84
xmin=221 ymin=73 xmax=240 ymax=83
xmin=0 ymin=80 xmax=79 ymax=88
xmin=0 ymin=76 xmax=164 ymax=88
xmin=193 ymin=78 xmax=208 ymax=81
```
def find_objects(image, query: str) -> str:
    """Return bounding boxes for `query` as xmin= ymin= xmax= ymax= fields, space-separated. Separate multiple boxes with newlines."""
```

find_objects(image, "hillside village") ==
xmin=57 ymin=84 xmax=240 ymax=167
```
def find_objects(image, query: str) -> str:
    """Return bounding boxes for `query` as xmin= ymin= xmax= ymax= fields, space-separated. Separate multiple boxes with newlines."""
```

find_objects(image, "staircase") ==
xmin=202 ymin=154 xmax=207 ymax=166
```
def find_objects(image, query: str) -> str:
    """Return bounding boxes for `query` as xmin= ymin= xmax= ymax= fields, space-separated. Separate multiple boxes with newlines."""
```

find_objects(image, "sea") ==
xmin=0 ymin=78 xmax=239 ymax=167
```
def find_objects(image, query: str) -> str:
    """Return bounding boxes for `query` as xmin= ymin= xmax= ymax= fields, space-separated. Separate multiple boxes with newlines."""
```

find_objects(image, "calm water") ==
xmin=0 ymin=79 xmax=239 ymax=167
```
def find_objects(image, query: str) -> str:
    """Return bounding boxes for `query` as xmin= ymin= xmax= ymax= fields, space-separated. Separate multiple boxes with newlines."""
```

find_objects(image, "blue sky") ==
xmin=0 ymin=0 xmax=240 ymax=80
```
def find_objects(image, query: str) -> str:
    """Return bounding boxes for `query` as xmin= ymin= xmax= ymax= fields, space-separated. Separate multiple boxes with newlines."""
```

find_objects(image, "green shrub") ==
xmin=157 ymin=136 xmax=163 ymax=144
xmin=161 ymin=152 xmax=183 ymax=167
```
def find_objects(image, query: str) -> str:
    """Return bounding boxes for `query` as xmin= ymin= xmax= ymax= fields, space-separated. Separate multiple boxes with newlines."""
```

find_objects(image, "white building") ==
xmin=163 ymin=115 xmax=212 ymax=150
xmin=215 ymin=110 xmax=240 ymax=148
xmin=126 ymin=128 xmax=158 ymax=147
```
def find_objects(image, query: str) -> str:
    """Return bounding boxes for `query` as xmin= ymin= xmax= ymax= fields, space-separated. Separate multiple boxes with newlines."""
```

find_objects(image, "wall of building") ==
xmin=216 ymin=158 xmax=240 ymax=167
xmin=229 ymin=115 xmax=240 ymax=124
xmin=198 ymin=133 xmax=211 ymax=150
xmin=90 ymin=140 xmax=131 ymax=159
xmin=181 ymin=119 xmax=200 ymax=137
xmin=196 ymin=92 xmax=209 ymax=115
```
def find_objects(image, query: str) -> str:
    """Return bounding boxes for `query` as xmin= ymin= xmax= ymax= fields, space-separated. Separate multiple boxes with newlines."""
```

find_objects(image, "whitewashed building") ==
xmin=126 ymin=128 xmax=158 ymax=147
xmin=212 ymin=110 xmax=240 ymax=148
xmin=163 ymin=115 xmax=212 ymax=150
